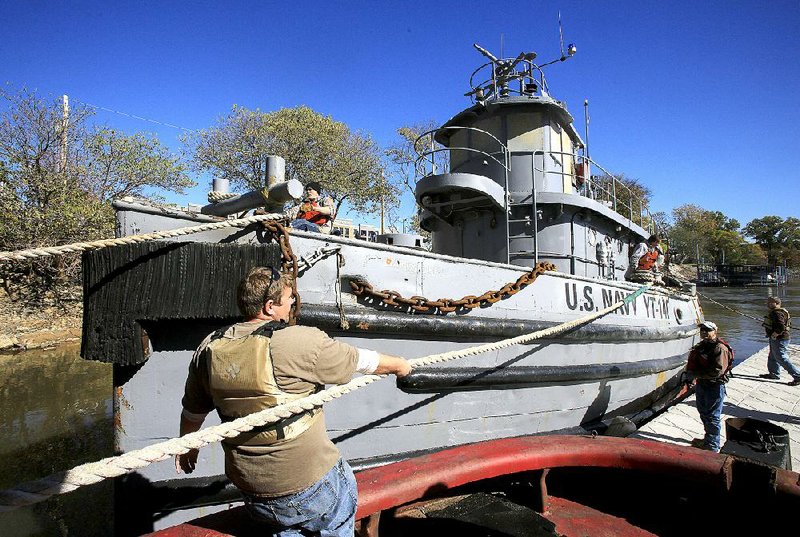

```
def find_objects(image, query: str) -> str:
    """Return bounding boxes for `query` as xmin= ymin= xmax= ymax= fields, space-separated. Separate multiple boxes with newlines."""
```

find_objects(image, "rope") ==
xmin=696 ymin=290 xmax=763 ymax=323
xmin=628 ymin=269 xmax=663 ymax=284
xmin=0 ymin=214 xmax=285 ymax=263
xmin=207 ymin=191 xmax=238 ymax=203
xmin=335 ymin=251 xmax=350 ymax=330
xmin=0 ymin=283 xmax=649 ymax=512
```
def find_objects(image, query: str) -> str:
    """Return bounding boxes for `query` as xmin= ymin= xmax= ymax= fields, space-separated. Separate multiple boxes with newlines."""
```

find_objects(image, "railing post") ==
xmin=430 ymin=137 xmax=436 ymax=175
xmin=612 ymin=176 xmax=617 ymax=211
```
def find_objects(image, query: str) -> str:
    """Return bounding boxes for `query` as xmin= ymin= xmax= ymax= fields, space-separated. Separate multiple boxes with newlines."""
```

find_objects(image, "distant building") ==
xmin=331 ymin=218 xmax=380 ymax=242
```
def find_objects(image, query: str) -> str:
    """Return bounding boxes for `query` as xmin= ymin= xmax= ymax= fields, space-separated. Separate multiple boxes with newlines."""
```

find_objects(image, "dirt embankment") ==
xmin=666 ymin=264 xmax=697 ymax=282
xmin=0 ymin=292 xmax=82 ymax=352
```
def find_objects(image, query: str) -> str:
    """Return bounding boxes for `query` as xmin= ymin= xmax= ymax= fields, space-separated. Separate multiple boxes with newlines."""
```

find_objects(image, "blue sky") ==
xmin=2 ymin=1 xmax=799 ymax=230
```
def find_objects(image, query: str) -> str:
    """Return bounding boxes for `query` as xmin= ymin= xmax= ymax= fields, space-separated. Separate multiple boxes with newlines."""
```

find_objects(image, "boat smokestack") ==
xmin=265 ymin=155 xmax=286 ymax=187
xmin=212 ymin=177 xmax=230 ymax=194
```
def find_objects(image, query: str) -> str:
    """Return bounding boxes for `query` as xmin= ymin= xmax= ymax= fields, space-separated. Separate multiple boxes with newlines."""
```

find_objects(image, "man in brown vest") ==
xmin=175 ymin=266 xmax=411 ymax=535
xmin=760 ymin=296 xmax=800 ymax=386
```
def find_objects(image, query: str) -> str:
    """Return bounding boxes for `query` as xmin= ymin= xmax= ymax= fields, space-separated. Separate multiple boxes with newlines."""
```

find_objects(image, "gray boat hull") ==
xmin=94 ymin=202 xmax=701 ymax=529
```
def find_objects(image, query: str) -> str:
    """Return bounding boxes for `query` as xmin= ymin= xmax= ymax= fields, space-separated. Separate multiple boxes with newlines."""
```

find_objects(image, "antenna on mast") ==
xmin=538 ymin=12 xmax=577 ymax=67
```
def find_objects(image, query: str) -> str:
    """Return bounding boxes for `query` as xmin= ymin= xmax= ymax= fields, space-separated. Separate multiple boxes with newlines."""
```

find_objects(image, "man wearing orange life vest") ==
xmin=288 ymin=181 xmax=335 ymax=234
xmin=626 ymin=234 xmax=663 ymax=281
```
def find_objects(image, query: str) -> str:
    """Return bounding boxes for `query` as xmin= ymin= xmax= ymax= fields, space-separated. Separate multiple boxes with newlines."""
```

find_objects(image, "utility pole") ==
xmin=60 ymin=94 xmax=69 ymax=175
xmin=583 ymin=99 xmax=590 ymax=165
xmin=380 ymin=171 xmax=385 ymax=234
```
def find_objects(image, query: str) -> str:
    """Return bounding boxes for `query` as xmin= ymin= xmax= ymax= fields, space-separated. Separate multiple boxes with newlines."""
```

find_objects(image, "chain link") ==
xmin=349 ymin=262 xmax=557 ymax=314
xmin=259 ymin=221 xmax=556 ymax=317
xmin=262 ymin=220 xmax=301 ymax=324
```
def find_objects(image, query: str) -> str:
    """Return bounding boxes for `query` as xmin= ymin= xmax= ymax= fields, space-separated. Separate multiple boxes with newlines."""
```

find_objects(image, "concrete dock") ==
xmin=635 ymin=344 xmax=800 ymax=469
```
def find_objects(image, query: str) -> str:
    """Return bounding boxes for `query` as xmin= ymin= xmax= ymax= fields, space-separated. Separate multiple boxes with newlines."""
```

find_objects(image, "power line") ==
xmin=75 ymin=99 xmax=195 ymax=132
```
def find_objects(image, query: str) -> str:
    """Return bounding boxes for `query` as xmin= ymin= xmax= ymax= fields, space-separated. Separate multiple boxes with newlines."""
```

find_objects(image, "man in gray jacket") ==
xmin=685 ymin=321 xmax=733 ymax=452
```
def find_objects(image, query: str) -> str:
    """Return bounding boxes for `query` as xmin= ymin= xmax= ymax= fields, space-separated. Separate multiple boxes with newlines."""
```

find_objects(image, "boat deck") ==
xmin=144 ymin=344 xmax=800 ymax=537
xmin=634 ymin=344 xmax=800 ymax=469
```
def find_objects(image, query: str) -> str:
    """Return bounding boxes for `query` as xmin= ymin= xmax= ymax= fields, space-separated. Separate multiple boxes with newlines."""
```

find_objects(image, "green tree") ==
xmin=669 ymin=204 xmax=725 ymax=263
xmin=650 ymin=210 xmax=671 ymax=237
xmin=82 ymin=127 xmax=192 ymax=203
xmin=778 ymin=217 xmax=800 ymax=248
xmin=743 ymin=216 xmax=787 ymax=264
xmin=738 ymin=242 xmax=768 ymax=264
xmin=185 ymin=105 xmax=398 ymax=221
xmin=0 ymin=89 xmax=192 ymax=306
xmin=384 ymin=121 xmax=445 ymax=234
xmin=669 ymin=204 xmax=770 ymax=265
xmin=592 ymin=173 xmax=653 ymax=227
xmin=709 ymin=211 xmax=740 ymax=233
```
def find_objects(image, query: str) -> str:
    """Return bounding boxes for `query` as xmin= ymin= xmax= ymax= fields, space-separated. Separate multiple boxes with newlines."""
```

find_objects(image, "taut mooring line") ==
xmin=0 ymin=284 xmax=650 ymax=512
xmin=0 ymin=213 xmax=285 ymax=263
xmin=696 ymin=291 xmax=763 ymax=323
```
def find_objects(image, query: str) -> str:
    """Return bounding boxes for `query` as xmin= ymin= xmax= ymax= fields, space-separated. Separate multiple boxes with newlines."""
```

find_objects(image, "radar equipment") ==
xmin=466 ymin=43 xmax=578 ymax=105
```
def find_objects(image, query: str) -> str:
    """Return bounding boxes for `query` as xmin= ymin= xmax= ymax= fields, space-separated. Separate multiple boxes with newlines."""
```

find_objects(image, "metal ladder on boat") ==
xmin=506 ymin=152 xmax=539 ymax=265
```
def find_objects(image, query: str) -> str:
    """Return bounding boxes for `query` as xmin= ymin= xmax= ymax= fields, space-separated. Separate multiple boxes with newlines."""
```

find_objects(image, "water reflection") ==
xmin=0 ymin=343 xmax=113 ymax=537
xmin=697 ymin=281 xmax=798 ymax=362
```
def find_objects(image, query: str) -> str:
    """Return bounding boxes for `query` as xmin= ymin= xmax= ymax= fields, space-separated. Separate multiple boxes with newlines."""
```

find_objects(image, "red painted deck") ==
xmin=148 ymin=435 xmax=800 ymax=537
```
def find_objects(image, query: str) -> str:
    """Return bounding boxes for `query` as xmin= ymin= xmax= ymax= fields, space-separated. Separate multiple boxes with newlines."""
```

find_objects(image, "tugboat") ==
xmin=80 ymin=44 xmax=703 ymax=532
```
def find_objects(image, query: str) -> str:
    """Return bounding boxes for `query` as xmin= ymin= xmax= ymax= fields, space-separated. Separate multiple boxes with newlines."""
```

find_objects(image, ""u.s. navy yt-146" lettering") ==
xmin=564 ymin=283 xmax=670 ymax=319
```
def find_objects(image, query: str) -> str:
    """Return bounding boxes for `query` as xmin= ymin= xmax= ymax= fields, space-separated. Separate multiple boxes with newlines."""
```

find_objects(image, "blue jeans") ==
xmin=767 ymin=338 xmax=800 ymax=379
xmin=290 ymin=219 xmax=321 ymax=233
xmin=695 ymin=380 xmax=726 ymax=452
xmin=243 ymin=458 xmax=357 ymax=536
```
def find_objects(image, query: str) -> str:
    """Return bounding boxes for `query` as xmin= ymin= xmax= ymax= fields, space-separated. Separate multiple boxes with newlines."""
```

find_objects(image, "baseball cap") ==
xmin=698 ymin=321 xmax=718 ymax=332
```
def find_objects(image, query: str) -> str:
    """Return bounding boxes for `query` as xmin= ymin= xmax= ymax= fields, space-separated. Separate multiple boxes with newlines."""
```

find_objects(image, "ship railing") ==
xmin=413 ymin=125 xmax=510 ymax=179
xmin=533 ymin=151 xmax=656 ymax=235
xmin=466 ymin=58 xmax=551 ymax=104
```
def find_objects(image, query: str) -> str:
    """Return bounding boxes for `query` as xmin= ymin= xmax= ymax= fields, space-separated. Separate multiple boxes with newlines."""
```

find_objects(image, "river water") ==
xmin=695 ymin=281 xmax=798 ymax=363
xmin=0 ymin=281 xmax=796 ymax=536
xmin=0 ymin=344 xmax=113 ymax=536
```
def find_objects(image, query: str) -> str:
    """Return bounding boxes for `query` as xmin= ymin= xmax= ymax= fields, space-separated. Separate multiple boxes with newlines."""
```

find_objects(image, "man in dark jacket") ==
xmin=760 ymin=297 xmax=800 ymax=386
xmin=685 ymin=320 xmax=733 ymax=452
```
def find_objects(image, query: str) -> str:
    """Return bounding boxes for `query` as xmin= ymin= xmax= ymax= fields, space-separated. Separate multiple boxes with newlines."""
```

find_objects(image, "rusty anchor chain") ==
xmin=262 ymin=220 xmax=301 ymax=324
xmin=260 ymin=219 xmax=555 ymax=317
xmin=349 ymin=262 xmax=557 ymax=314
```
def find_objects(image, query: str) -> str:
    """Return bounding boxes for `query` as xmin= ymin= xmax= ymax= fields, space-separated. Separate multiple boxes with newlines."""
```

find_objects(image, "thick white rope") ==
xmin=0 ymin=284 xmax=649 ymax=512
xmin=207 ymin=191 xmax=238 ymax=203
xmin=0 ymin=214 xmax=285 ymax=263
